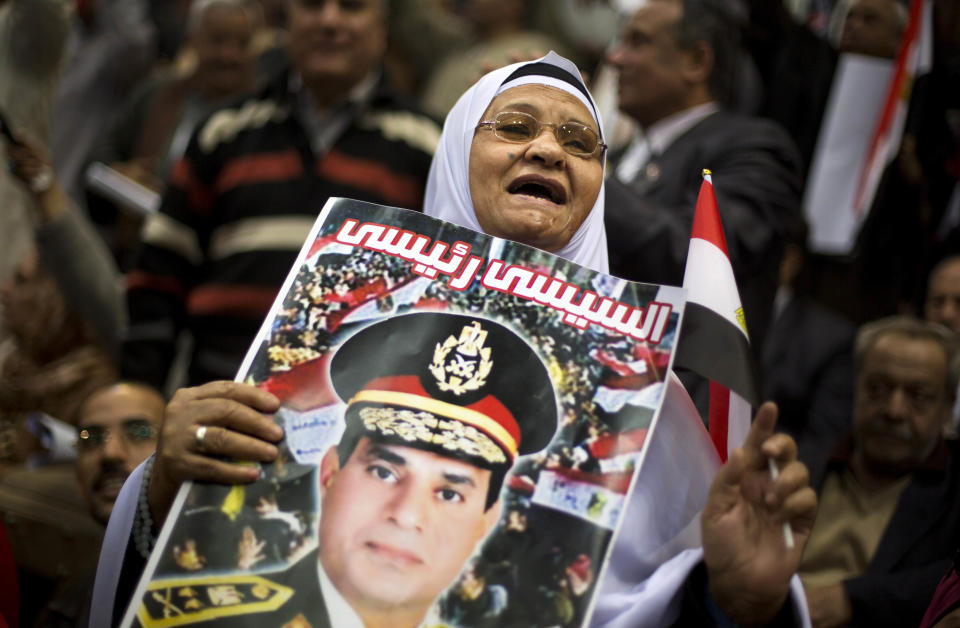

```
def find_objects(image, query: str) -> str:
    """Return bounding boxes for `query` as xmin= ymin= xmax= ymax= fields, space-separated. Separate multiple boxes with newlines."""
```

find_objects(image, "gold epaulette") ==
xmin=135 ymin=573 xmax=294 ymax=627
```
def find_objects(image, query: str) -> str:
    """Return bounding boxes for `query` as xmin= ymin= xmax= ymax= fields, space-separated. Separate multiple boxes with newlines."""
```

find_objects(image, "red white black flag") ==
xmin=674 ymin=171 xmax=760 ymax=461
xmin=804 ymin=0 xmax=933 ymax=253
xmin=852 ymin=0 xmax=933 ymax=217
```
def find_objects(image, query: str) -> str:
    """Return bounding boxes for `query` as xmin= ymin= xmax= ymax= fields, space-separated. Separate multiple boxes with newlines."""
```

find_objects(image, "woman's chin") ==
xmin=493 ymin=220 xmax=570 ymax=252
xmin=507 ymin=203 xmax=579 ymax=250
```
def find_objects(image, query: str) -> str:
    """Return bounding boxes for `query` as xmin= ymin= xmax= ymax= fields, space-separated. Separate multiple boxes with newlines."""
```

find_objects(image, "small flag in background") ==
xmin=852 ymin=0 xmax=933 ymax=218
xmin=804 ymin=0 xmax=933 ymax=254
xmin=674 ymin=170 xmax=760 ymax=461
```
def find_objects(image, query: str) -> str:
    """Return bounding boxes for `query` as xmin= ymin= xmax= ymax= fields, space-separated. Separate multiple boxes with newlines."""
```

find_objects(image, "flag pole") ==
xmin=767 ymin=458 xmax=796 ymax=550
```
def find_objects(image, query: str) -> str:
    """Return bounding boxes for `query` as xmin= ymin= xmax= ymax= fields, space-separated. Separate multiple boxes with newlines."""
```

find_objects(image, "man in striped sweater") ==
xmin=122 ymin=0 xmax=441 ymax=390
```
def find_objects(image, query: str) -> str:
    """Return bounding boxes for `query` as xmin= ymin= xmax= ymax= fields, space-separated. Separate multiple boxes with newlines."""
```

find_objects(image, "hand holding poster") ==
xmin=121 ymin=198 xmax=684 ymax=628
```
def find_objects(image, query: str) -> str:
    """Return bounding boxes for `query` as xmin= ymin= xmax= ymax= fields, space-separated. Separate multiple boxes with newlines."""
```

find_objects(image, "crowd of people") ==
xmin=267 ymin=245 xmax=418 ymax=368
xmin=0 ymin=0 xmax=959 ymax=626
xmin=440 ymin=507 xmax=602 ymax=628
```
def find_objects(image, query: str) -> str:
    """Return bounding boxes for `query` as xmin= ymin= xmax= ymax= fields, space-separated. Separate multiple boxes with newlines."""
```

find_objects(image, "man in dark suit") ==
xmin=761 ymin=225 xmax=856 ymax=458
xmin=604 ymin=0 xmax=802 ymax=353
xmin=798 ymin=316 xmax=960 ymax=627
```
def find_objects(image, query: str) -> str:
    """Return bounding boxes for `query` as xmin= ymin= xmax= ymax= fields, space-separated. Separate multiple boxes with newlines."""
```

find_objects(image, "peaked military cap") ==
xmin=329 ymin=312 xmax=557 ymax=465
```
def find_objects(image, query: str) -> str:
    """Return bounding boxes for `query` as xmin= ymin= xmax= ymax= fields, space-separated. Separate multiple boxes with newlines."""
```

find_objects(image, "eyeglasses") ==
xmin=476 ymin=111 xmax=607 ymax=158
xmin=77 ymin=419 xmax=158 ymax=451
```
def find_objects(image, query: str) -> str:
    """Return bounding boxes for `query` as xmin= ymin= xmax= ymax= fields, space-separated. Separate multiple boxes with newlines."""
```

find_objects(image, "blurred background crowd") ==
xmin=0 ymin=0 xmax=959 ymax=626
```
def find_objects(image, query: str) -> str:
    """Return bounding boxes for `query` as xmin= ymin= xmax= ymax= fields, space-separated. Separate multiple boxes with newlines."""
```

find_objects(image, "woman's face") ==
xmin=468 ymin=85 xmax=603 ymax=252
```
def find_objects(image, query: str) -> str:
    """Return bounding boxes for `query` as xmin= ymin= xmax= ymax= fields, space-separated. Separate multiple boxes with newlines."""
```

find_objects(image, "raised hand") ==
xmin=5 ymin=134 xmax=68 ymax=221
xmin=237 ymin=526 xmax=267 ymax=570
xmin=702 ymin=402 xmax=818 ymax=624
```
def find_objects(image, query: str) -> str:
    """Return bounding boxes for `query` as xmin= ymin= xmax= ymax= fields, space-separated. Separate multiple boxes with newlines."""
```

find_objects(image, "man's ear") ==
xmin=481 ymin=498 xmax=503 ymax=536
xmin=319 ymin=447 xmax=341 ymax=493
xmin=681 ymin=40 xmax=714 ymax=85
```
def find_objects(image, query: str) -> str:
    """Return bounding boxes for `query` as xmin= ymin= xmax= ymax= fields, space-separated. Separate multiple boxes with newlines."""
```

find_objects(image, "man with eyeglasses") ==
xmin=31 ymin=382 xmax=164 ymax=627
xmin=797 ymin=316 xmax=960 ymax=627
xmin=75 ymin=382 xmax=164 ymax=526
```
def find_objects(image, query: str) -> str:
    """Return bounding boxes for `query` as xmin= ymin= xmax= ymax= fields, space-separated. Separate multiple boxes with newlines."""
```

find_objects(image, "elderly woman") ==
xmin=424 ymin=52 xmax=608 ymax=273
xmin=91 ymin=54 xmax=814 ymax=627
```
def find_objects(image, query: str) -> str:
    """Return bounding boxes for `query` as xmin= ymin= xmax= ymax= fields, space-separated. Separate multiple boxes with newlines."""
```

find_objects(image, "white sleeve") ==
xmin=590 ymin=548 xmax=704 ymax=628
xmin=589 ymin=371 xmax=812 ymax=627
xmin=590 ymin=550 xmax=811 ymax=628
xmin=89 ymin=459 xmax=145 ymax=628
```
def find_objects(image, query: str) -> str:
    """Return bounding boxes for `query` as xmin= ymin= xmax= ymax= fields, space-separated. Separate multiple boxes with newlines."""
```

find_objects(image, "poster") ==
xmin=122 ymin=198 xmax=685 ymax=628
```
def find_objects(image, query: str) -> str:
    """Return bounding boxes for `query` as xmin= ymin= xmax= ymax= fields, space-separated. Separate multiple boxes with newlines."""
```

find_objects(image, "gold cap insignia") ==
xmin=359 ymin=407 xmax=507 ymax=464
xmin=429 ymin=321 xmax=493 ymax=395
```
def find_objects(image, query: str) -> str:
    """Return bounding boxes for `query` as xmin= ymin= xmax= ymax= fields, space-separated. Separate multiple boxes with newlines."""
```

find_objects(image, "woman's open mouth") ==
xmin=508 ymin=175 xmax=567 ymax=205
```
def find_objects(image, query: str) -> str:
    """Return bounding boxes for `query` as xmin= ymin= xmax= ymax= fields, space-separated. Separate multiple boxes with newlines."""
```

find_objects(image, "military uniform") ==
xmin=126 ymin=312 xmax=561 ymax=628
xmin=136 ymin=549 xmax=330 ymax=628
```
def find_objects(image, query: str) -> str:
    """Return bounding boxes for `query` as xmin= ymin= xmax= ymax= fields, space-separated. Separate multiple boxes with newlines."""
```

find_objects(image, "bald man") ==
xmin=838 ymin=0 xmax=907 ymax=59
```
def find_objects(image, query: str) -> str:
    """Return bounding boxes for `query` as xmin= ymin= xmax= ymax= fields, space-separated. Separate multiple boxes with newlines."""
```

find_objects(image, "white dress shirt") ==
xmin=615 ymin=102 xmax=722 ymax=184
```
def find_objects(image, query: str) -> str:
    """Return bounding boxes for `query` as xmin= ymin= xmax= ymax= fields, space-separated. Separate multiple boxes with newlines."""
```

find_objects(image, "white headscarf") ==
xmin=424 ymin=51 xmax=609 ymax=274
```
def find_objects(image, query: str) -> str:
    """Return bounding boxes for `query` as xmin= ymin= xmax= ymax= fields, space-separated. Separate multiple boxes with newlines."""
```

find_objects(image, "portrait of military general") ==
xmin=141 ymin=311 xmax=560 ymax=628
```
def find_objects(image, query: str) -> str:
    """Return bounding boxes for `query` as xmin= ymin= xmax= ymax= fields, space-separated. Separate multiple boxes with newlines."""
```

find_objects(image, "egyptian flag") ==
xmin=674 ymin=171 xmax=760 ymax=461
xmin=852 ymin=0 xmax=933 ymax=218
xmin=805 ymin=0 xmax=933 ymax=253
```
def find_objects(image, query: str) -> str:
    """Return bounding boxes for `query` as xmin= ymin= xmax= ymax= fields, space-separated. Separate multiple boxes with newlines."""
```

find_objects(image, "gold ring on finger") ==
xmin=195 ymin=425 xmax=208 ymax=450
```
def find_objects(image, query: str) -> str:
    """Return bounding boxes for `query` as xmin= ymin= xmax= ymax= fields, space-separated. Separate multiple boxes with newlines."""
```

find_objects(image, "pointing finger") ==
xmin=743 ymin=402 xmax=778 ymax=452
